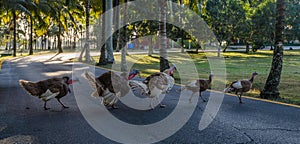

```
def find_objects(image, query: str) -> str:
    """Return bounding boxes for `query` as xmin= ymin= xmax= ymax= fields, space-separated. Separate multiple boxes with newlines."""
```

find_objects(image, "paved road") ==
xmin=0 ymin=53 xmax=300 ymax=144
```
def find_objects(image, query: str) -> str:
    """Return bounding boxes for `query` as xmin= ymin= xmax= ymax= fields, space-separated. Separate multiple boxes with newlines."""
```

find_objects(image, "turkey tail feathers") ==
xmin=82 ymin=71 xmax=98 ymax=97
xmin=19 ymin=79 xmax=40 ymax=96
xmin=81 ymin=71 xmax=104 ymax=98
xmin=223 ymin=87 xmax=232 ymax=93
xmin=129 ymin=80 xmax=148 ymax=95
xmin=176 ymin=87 xmax=185 ymax=92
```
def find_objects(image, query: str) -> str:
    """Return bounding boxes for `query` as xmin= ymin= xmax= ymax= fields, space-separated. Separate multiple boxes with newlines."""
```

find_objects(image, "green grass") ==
xmin=93 ymin=50 xmax=300 ymax=105
xmin=0 ymin=55 xmax=15 ymax=70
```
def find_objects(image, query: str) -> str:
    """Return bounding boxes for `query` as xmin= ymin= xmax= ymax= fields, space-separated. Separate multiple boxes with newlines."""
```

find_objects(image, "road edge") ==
xmin=209 ymin=90 xmax=300 ymax=109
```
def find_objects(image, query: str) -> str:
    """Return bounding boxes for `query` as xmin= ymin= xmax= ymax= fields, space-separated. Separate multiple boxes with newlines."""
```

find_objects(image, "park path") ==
xmin=0 ymin=53 xmax=299 ymax=143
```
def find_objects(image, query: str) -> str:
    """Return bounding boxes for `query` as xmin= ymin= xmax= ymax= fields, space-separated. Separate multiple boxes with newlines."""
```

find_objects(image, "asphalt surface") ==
xmin=0 ymin=53 xmax=300 ymax=144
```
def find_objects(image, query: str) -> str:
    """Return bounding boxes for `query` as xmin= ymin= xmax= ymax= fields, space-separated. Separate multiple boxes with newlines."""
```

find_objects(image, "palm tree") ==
xmin=25 ymin=0 xmax=48 ymax=55
xmin=79 ymin=0 xmax=92 ymax=62
xmin=99 ymin=0 xmax=107 ymax=65
xmin=120 ymin=0 xmax=128 ymax=72
xmin=106 ymin=0 xmax=114 ymax=63
xmin=46 ymin=0 xmax=80 ymax=53
xmin=2 ymin=0 xmax=33 ymax=57
xmin=159 ymin=0 xmax=170 ymax=72
xmin=260 ymin=0 xmax=286 ymax=99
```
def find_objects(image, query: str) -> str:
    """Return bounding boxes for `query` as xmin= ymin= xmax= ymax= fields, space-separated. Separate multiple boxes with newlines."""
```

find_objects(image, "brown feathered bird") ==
xmin=82 ymin=71 xmax=131 ymax=109
xmin=224 ymin=72 xmax=258 ymax=103
xmin=177 ymin=74 xmax=213 ymax=103
xmin=19 ymin=76 xmax=77 ymax=110
xmin=129 ymin=66 xmax=176 ymax=109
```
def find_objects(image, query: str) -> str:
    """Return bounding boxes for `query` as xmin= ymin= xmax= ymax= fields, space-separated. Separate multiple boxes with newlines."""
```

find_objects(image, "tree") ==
xmin=98 ymin=0 xmax=107 ymax=65
xmin=105 ymin=0 xmax=114 ymax=63
xmin=120 ymin=0 xmax=128 ymax=72
xmin=26 ymin=0 xmax=49 ymax=55
xmin=159 ymin=0 xmax=170 ymax=72
xmin=285 ymin=0 xmax=300 ymax=43
xmin=260 ymin=0 xmax=286 ymax=99
xmin=45 ymin=0 xmax=80 ymax=53
xmin=2 ymin=0 xmax=33 ymax=57
xmin=79 ymin=0 xmax=92 ymax=62
xmin=202 ymin=0 xmax=232 ymax=56
xmin=249 ymin=0 xmax=276 ymax=51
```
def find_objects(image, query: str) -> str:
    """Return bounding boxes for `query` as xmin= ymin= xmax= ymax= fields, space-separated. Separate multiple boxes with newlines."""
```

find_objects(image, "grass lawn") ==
xmin=93 ymin=50 xmax=300 ymax=105
xmin=0 ymin=55 xmax=14 ymax=70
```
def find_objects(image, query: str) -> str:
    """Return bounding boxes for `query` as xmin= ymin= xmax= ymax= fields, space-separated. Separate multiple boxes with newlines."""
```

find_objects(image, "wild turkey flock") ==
xmin=19 ymin=65 xmax=258 ymax=110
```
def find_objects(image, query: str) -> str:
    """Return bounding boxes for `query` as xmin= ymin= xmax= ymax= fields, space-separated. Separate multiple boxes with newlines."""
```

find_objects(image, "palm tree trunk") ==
xmin=99 ymin=0 xmax=107 ymax=65
xmin=148 ymin=35 xmax=153 ymax=56
xmin=260 ymin=0 xmax=286 ymax=99
xmin=159 ymin=0 xmax=169 ymax=72
xmin=13 ymin=10 xmax=17 ymax=57
xmin=115 ymin=0 xmax=120 ymax=52
xmin=106 ymin=0 xmax=114 ymax=63
xmin=84 ymin=0 xmax=92 ymax=62
xmin=121 ymin=0 xmax=128 ymax=72
xmin=58 ymin=10 xmax=63 ymax=53
xmin=179 ymin=0 xmax=184 ymax=53
xmin=73 ymin=31 xmax=76 ymax=49
xmin=29 ymin=17 xmax=33 ymax=55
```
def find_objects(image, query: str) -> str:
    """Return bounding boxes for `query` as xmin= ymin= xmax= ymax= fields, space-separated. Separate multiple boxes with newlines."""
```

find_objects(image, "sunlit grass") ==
xmin=93 ymin=50 xmax=300 ymax=105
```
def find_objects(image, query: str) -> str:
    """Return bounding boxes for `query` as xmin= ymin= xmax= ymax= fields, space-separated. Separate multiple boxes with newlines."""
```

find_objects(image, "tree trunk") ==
xmin=196 ymin=44 xmax=201 ymax=53
xmin=13 ymin=10 xmax=17 ymax=57
xmin=180 ymin=0 xmax=184 ymax=53
xmin=41 ymin=35 xmax=44 ymax=50
xmin=159 ymin=0 xmax=170 ymax=72
xmin=148 ymin=35 xmax=153 ymax=56
xmin=115 ymin=0 xmax=121 ymax=52
xmin=245 ymin=43 xmax=250 ymax=53
xmin=99 ymin=0 xmax=107 ymax=65
xmin=120 ymin=0 xmax=128 ymax=72
xmin=73 ymin=32 xmax=76 ymax=49
xmin=5 ymin=41 xmax=8 ymax=50
xmin=106 ymin=0 xmax=114 ymax=63
xmin=29 ymin=17 xmax=33 ymax=55
xmin=260 ymin=0 xmax=286 ymax=99
xmin=121 ymin=43 xmax=128 ymax=72
xmin=84 ymin=0 xmax=92 ymax=62
xmin=58 ymin=10 xmax=63 ymax=53
xmin=79 ymin=0 xmax=92 ymax=62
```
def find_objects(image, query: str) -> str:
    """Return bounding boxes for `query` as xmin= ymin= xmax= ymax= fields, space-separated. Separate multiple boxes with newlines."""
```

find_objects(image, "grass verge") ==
xmin=92 ymin=50 xmax=300 ymax=105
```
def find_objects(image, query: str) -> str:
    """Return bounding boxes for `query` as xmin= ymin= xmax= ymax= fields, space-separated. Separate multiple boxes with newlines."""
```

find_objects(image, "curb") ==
xmin=209 ymin=90 xmax=300 ymax=109
xmin=0 ymin=61 xmax=2 ymax=70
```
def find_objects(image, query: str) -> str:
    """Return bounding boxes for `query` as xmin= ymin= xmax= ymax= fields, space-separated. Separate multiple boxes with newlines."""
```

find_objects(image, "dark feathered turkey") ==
xmin=177 ymin=74 xmax=213 ymax=102
xmin=224 ymin=72 xmax=258 ymax=103
xmin=82 ymin=71 xmax=131 ymax=109
xmin=19 ymin=76 xmax=76 ymax=110
xmin=129 ymin=66 xmax=175 ymax=109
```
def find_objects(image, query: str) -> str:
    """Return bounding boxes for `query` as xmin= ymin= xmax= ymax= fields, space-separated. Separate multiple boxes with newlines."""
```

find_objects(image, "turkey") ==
xmin=177 ymin=74 xmax=213 ymax=103
xmin=162 ymin=64 xmax=177 ymax=77
xmin=19 ymin=76 xmax=78 ymax=110
xmin=129 ymin=65 xmax=176 ymax=109
xmin=82 ymin=70 xmax=137 ymax=109
xmin=224 ymin=72 xmax=258 ymax=103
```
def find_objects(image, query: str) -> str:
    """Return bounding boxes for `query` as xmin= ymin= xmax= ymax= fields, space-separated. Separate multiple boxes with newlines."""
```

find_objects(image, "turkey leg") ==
xmin=44 ymin=101 xmax=50 ymax=110
xmin=57 ymin=98 xmax=69 ymax=108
